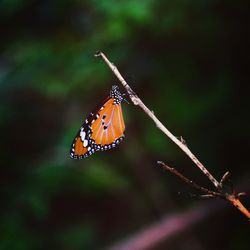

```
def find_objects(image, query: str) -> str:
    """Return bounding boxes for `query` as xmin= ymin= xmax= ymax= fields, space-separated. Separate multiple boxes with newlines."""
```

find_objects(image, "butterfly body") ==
xmin=70 ymin=85 xmax=125 ymax=159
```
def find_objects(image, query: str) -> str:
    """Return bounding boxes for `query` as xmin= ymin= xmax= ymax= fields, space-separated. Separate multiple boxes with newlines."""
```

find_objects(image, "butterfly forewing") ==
xmin=91 ymin=99 xmax=125 ymax=146
xmin=114 ymin=103 xmax=125 ymax=135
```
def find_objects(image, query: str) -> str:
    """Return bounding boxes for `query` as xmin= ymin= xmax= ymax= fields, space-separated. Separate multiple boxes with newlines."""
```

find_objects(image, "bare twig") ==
xmin=157 ymin=161 xmax=223 ymax=198
xmin=95 ymin=51 xmax=220 ymax=189
xmin=157 ymin=160 xmax=250 ymax=219
xmin=94 ymin=51 xmax=250 ymax=219
xmin=220 ymin=171 xmax=231 ymax=187
xmin=226 ymin=194 xmax=250 ymax=219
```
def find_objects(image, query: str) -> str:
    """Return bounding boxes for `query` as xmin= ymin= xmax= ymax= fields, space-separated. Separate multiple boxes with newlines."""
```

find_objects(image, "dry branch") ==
xmin=157 ymin=161 xmax=223 ymax=198
xmin=94 ymin=51 xmax=250 ymax=220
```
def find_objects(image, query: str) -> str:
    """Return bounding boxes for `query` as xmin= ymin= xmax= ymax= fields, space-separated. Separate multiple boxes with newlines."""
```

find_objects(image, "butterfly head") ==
xmin=110 ymin=85 xmax=123 ymax=104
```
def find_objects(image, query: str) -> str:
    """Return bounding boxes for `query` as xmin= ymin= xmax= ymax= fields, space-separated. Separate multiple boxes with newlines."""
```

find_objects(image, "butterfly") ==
xmin=70 ymin=85 xmax=125 ymax=159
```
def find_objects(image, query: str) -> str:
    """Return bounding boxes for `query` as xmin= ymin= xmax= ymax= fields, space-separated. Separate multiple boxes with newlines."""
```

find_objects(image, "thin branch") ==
xmin=105 ymin=181 xmax=250 ymax=250
xmin=94 ymin=51 xmax=250 ymax=219
xmin=95 ymin=51 xmax=220 ymax=189
xmin=157 ymin=161 xmax=250 ymax=219
xmin=220 ymin=171 xmax=231 ymax=187
xmin=157 ymin=161 xmax=223 ymax=198
xmin=226 ymin=194 xmax=250 ymax=219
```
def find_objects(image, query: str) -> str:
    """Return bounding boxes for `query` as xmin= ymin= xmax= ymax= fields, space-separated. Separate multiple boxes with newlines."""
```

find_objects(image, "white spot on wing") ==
xmin=83 ymin=140 xmax=88 ymax=147
xmin=80 ymin=131 xmax=86 ymax=140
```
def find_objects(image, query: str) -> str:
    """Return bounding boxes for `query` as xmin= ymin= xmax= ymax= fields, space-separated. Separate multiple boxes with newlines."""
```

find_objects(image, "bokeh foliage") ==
xmin=1 ymin=0 xmax=249 ymax=249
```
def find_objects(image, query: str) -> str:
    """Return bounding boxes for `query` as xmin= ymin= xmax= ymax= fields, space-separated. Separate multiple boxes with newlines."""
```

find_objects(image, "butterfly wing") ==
xmin=91 ymin=98 xmax=125 ymax=150
xmin=70 ymin=127 xmax=93 ymax=159
xmin=70 ymin=135 xmax=89 ymax=158
xmin=69 ymin=97 xmax=110 ymax=159
xmin=70 ymin=96 xmax=125 ymax=159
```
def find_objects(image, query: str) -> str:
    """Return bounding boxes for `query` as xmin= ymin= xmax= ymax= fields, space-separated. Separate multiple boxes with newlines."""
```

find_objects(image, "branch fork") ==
xmin=95 ymin=51 xmax=250 ymax=220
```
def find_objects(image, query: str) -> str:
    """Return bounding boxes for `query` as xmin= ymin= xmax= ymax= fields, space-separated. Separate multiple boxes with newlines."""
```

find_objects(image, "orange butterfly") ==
xmin=70 ymin=85 xmax=125 ymax=159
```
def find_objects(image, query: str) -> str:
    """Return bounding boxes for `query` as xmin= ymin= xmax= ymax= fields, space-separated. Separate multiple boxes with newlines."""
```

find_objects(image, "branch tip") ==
xmin=94 ymin=51 xmax=102 ymax=57
xmin=157 ymin=161 xmax=164 ymax=165
xmin=219 ymin=171 xmax=231 ymax=190
xmin=237 ymin=192 xmax=247 ymax=198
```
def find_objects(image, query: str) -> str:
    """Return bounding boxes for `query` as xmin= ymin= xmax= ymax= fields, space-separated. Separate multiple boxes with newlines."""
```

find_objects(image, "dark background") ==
xmin=0 ymin=1 xmax=249 ymax=249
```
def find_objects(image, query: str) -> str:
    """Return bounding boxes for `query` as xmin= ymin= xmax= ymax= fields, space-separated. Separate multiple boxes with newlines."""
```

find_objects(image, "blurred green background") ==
xmin=1 ymin=0 xmax=249 ymax=249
